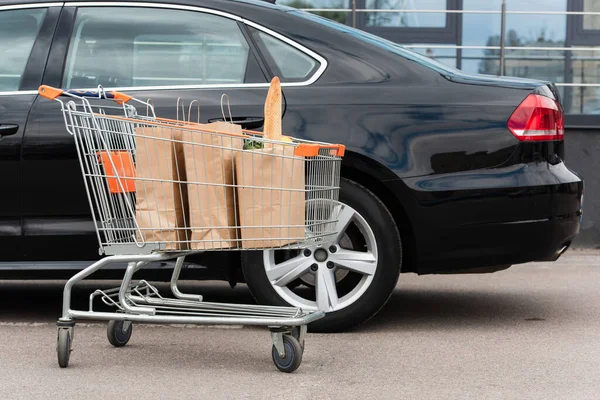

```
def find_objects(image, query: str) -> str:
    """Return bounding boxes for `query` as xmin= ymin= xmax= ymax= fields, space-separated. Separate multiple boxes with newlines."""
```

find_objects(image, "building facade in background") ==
xmin=282 ymin=0 xmax=600 ymax=127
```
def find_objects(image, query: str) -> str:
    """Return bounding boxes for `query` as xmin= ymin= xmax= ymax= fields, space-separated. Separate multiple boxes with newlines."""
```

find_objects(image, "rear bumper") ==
xmin=418 ymin=212 xmax=580 ymax=273
xmin=389 ymin=161 xmax=583 ymax=274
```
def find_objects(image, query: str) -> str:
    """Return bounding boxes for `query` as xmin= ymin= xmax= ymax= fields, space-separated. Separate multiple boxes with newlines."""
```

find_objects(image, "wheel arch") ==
xmin=340 ymin=151 xmax=418 ymax=273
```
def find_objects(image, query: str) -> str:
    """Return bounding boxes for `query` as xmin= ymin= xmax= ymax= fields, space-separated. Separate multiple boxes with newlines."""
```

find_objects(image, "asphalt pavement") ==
xmin=1 ymin=251 xmax=599 ymax=399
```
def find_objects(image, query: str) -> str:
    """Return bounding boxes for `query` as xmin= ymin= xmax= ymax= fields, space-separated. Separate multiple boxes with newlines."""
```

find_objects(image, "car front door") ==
xmin=23 ymin=3 xmax=280 ymax=261
xmin=0 ymin=4 xmax=59 ymax=261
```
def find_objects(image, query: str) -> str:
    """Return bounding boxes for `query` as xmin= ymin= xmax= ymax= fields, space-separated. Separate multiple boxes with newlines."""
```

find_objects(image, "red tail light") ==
xmin=507 ymin=94 xmax=564 ymax=141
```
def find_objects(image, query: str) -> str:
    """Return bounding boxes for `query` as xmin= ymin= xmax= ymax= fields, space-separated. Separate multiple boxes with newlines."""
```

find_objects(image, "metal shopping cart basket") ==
xmin=38 ymin=84 xmax=345 ymax=373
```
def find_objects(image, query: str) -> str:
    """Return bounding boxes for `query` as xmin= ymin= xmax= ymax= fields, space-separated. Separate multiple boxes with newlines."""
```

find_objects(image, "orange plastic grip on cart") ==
xmin=97 ymin=151 xmax=136 ymax=194
xmin=38 ymin=85 xmax=63 ymax=100
xmin=294 ymin=144 xmax=346 ymax=157
xmin=110 ymin=91 xmax=132 ymax=104
xmin=38 ymin=85 xmax=132 ymax=104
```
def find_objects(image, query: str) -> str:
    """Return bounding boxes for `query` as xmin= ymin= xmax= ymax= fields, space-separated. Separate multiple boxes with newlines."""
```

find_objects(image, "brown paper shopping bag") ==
xmin=235 ymin=77 xmax=306 ymax=249
xmin=235 ymin=146 xmax=305 ymax=248
xmin=135 ymin=125 xmax=189 ymax=250
xmin=181 ymin=121 xmax=244 ymax=250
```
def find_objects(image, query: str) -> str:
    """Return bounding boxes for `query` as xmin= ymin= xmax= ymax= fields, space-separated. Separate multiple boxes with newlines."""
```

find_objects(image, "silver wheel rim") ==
xmin=263 ymin=203 xmax=378 ymax=312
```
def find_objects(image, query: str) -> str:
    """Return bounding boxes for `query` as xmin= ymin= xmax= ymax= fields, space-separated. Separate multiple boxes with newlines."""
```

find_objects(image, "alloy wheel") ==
xmin=263 ymin=203 xmax=378 ymax=312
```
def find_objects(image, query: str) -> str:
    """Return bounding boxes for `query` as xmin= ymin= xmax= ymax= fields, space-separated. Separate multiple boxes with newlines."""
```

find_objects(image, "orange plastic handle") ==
xmin=38 ymin=85 xmax=132 ymax=103
xmin=294 ymin=144 xmax=346 ymax=157
xmin=38 ymin=85 xmax=63 ymax=100
xmin=110 ymin=91 xmax=133 ymax=104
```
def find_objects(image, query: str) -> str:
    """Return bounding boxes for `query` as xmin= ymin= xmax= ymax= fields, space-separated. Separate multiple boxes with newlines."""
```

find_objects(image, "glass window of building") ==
xmin=278 ymin=0 xmax=352 ymax=25
xmin=364 ymin=0 xmax=446 ymax=28
xmin=583 ymin=0 xmax=600 ymax=30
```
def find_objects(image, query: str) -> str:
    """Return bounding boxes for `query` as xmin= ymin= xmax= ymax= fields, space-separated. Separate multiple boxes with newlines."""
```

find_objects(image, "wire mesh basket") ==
xmin=41 ymin=85 xmax=344 ymax=255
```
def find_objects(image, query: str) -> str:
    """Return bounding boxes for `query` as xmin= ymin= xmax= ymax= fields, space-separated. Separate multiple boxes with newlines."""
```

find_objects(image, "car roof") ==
xmin=0 ymin=0 xmax=292 ymax=18
xmin=0 ymin=0 xmax=277 ymax=5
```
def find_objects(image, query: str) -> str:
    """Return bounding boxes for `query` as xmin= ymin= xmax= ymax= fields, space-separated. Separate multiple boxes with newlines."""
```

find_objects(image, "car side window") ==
xmin=64 ymin=7 xmax=263 ymax=89
xmin=250 ymin=29 xmax=319 ymax=82
xmin=0 ymin=8 xmax=46 ymax=91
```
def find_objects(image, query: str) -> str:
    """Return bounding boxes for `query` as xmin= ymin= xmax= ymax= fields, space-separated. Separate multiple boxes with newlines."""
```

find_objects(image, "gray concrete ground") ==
xmin=1 ymin=251 xmax=599 ymax=399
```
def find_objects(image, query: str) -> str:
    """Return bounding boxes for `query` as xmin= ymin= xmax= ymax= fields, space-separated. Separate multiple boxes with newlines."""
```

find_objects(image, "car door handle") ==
xmin=0 ymin=124 xmax=19 ymax=137
xmin=207 ymin=116 xmax=264 ymax=130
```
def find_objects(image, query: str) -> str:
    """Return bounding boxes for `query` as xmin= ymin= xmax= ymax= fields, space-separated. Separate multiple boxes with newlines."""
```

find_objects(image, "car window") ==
xmin=0 ymin=8 xmax=46 ymax=91
xmin=290 ymin=10 xmax=460 ymax=76
xmin=250 ymin=29 xmax=318 ymax=81
xmin=64 ymin=7 xmax=259 ymax=89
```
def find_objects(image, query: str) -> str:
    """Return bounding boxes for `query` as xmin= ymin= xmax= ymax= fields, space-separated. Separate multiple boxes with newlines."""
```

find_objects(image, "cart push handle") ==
xmin=38 ymin=85 xmax=132 ymax=104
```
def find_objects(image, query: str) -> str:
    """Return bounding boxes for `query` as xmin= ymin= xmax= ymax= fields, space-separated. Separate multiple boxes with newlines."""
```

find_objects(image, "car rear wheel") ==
xmin=242 ymin=178 xmax=402 ymax=333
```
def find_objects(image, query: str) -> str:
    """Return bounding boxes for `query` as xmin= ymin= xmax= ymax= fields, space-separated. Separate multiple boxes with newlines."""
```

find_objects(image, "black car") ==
xmin=0 ymin=0 xmax=583 ymax=332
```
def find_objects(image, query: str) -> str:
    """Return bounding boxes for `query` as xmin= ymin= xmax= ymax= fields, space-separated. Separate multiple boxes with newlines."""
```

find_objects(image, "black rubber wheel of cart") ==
xmin=57 ymin=328 xmax=71 ymax=368
xmin=289 ymin=327 xmax=305 ymax=350
xmin=107 ymin=320 xmax=132 ymax=347
xmin=272 ymin=335 xmax=303 ymax=373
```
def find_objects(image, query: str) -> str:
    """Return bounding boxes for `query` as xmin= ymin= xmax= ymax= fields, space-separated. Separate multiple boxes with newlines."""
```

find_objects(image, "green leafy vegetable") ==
xmin=243 ymin=139 xmax=264 ymax=150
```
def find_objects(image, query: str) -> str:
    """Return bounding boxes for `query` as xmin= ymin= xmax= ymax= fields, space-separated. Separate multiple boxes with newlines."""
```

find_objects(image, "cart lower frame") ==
xmin=56 ymin=252 xmax=325 ymax=372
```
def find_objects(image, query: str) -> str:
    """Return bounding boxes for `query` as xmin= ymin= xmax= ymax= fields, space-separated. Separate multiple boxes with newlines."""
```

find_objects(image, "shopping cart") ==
xmin=38 ymin=84 xmax=345 ymax=373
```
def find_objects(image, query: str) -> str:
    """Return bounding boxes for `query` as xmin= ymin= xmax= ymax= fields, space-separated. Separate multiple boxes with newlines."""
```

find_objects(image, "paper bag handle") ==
xmin=176 ymin=97 xmax=186 ymax=122
xmin=221 ymin=94 xmax=233 ymax=123
xmin=188 ymin=100 xmax=200 ymax=123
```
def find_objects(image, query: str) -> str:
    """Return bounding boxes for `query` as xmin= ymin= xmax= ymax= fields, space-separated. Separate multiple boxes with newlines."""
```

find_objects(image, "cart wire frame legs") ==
xmin=56 ymin=253 xmax=325 ymax=372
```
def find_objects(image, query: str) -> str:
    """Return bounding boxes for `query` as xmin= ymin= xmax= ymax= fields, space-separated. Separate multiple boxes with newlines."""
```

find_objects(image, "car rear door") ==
xmin=0 ymin=4 xmax=60 ymax=261
xmin=23 ymin=3 xmax=277 ymax=261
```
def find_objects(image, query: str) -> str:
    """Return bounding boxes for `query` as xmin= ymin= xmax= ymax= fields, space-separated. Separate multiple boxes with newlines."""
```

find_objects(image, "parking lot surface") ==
xmin=1 ymin=251 xmax=599 ymax=399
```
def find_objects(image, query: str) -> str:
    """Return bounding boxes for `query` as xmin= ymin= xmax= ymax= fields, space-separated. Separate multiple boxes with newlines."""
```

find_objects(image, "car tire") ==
xmin=242 ymin=178 xmax=402 ymax=333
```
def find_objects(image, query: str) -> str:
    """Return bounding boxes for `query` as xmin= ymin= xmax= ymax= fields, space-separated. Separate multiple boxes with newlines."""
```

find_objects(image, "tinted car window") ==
xmin=250 ymin=29 xmax=318 ymax=81
xmin=0 ymin=8 xmax=46 ymax=91
xmin=64 ymin=7 xmax=256 ymax=88
xmin=290 ymin=10 xmax=460 ymax=75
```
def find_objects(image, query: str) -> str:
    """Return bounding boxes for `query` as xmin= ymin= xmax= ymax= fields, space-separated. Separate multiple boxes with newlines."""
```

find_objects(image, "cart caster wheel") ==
xmin=289 ymin=327 xmax=305 ymax=351
xmin=272 ymin=335 xmax=303 ymax=373
xmin=107 ymin=320 xmax=132 ymax=347
xmin=57 ymin=328 xmax=72 ymax=368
